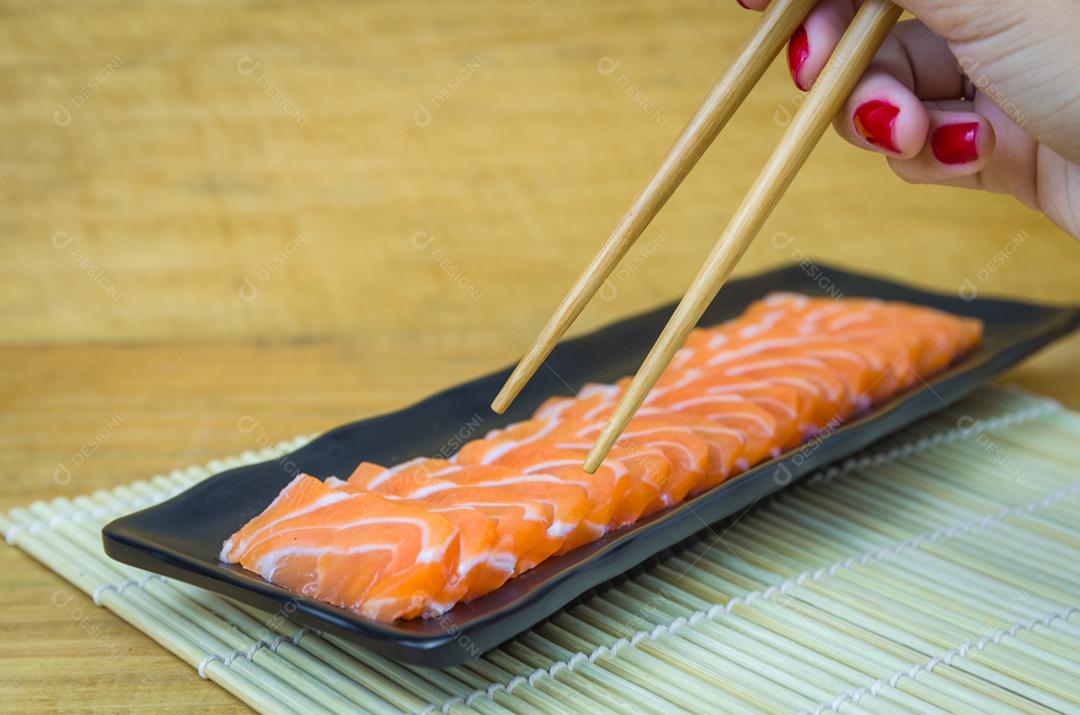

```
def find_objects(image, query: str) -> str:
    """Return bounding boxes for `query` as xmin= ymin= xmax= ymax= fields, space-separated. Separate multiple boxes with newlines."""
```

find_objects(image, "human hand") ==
xmin=737 ymin=0 xmax=1080 ymax=238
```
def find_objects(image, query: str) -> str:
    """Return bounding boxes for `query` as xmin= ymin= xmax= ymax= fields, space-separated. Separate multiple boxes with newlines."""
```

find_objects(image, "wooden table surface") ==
xmin=3 ymin=0 xmax=1077 ymax=711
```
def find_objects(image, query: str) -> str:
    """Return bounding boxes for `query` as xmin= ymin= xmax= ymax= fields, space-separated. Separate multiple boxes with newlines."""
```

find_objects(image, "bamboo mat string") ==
xmin=804 ymin=605 xmax=1080 ymax=715
xmin=4 ymin=387 xmax=1080 ymax=714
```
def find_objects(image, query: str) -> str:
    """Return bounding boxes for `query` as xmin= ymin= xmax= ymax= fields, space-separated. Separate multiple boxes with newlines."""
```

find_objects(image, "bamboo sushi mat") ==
xmin=5 ymin=386 xmax=1080 ymax=715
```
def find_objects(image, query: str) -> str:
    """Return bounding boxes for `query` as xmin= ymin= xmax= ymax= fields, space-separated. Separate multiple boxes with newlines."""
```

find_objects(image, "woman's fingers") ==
xmin=832 ymin=70 xmax=928 ymax=158
xmin=736 ymin=0 xmax=1080 ymax=237
xmin=886 ymin=106 xmax=995 ymax=190
xmin=788 ymin=13 xmax=967 ymax=98
xmin=733 ymin=0 xmax=849 ymax=92
xmin=735 ymin=0 xmax=967 ymax=101
xmin=786 ymin=0 xmax=853 ymax=91
xmin=860 ymin=20 xmax=963 ymax=100
xmin=965 ymin=96 xmax=1039 ymax=207
xmin=732 ymin=2 xmax=1000 ymax=180
xmin=830 ymin=19 xmax=966 ymax=159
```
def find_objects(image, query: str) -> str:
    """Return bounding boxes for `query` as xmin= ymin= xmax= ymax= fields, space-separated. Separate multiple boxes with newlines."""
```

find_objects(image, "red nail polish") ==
xmin=788 ymin=25 xmax=810 ymax=91
xmin=736 ymin=0 xmax=749 ymax=7
xmin=853 ymin=100 xmax=901 ymax=153
xmin=931 ymin=122 xmax=980 ymax=165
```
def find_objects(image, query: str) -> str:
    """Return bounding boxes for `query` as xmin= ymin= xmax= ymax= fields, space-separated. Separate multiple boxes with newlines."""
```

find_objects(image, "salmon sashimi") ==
xmin=412 ymin=503 xmax=499 ymax=610
xmin=484 ymin=417 xmax=707 ymax=515
xmin=223 ymin=475 xmax=459 ymax=621
xmin=455 ymin=435 xmax=655 ymax=543
xmin=669 ymin=294 xmax=814 ymax=369
xmin=461 ymin=414 xmax=668 ymax=527
xmin=222 ymin=472 xmax=352 ymax=564
xmin=551 ymin=418 xmax=710 ymax=507
xmin=326 ymin=474 xmax=502 ymax=611
xmin=678 ymin=318 xmax=924 ymax=408
xmin=349 ymin=456 xmax=590 ymax=563
xmin=552 ymin=389 xmax=780 ymax=466
xmin=622 ymin=413 xmax=747 ymax=487
xmin=223 ymin=293 xmax=984 ymax=623
xmin=531 ymin=398 xmax=746 ymax=491
xmin=741 ymin=299 xmax=978 ymax=397
xmin=651 ymin=371 xmax=811 ymax=448
xmin=343 ymin=460 xmax=548 ymax=583
xmin=791 ymin=297 xmax=980 ymax=374
xmin=699 ymin=377 xmax=813 ymax=437
xmin=696 ymin=338 xmax=882 ymax=408
xmin=694 ymin=359 xmax=849 ymax=435
xmin=504 ymin=448 xmax=626 ymax=550
xmin=538 ymin=386 xmax=780 ymax=469
xmin=436 ymin=463 xmax=592 ymax=562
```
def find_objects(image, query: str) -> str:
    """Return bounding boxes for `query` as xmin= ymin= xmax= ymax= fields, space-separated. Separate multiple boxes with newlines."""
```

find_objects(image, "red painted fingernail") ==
xmin=736 ymin=0 xmax=749 ymax=7
xmin=788 ymin=25 xmax=810 ymax=90
xmin=931 ymin=122 xmax=980 ymax=165
xmin=853 ymin=100 xmax=901 ymax=153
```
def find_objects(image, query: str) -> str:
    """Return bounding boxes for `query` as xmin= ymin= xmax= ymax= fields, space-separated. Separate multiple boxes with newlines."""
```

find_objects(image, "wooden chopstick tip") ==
xmin=489 ymin=383 xmax=515 ymax=414
xmin=491 ymin=356 xmax=539 ymax=414
xmin=581 ymin=442 xmax=607 ymax=474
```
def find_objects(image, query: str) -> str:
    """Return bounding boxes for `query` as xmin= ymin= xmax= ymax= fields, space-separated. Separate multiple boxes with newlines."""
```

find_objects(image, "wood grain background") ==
xmin=3 ymin=0 xmax=1077 ymax=711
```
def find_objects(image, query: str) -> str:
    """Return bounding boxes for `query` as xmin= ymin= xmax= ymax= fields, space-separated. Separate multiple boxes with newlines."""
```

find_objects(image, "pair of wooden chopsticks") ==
xmin=493 ymin=0 xmax=902 ymax=472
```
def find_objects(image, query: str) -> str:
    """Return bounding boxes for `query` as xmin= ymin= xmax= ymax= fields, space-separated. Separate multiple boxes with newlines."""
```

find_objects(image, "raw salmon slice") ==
xmin=635 ymin=389 xmax=781 ymax=465
xmin=711 ymin=359 xmax=849 ymax=433
xmin=418 ymin=503 xmax=500 ymax=609
xmin=438 ymin=463 xmax=591 ymax=564
xmin=651 ymin=371 xmax=809 ymax=448
xmin=455 ymin=436 xmax=645 ymax=546
xmin=678 ymin=351 xmax=855 ymax=432
xmin=694 ymin=294 xmax=973 ymax=376
xmin=344 ymin=459 xmax=554 ymax=577
xmin=879 ymin=304 xmax=968 ymax=374
xmin=770 ymin=296 xmax=977 ymax=379
xmin=327 ymin=473 xmax=502 ymax=611
xmin=547 ymin=388 xmax=779 ymax=468
xmin=535 ymin=393 xmax=749 ymax=486
xmin=483 ymin=449 xmax=616 ymax=551
xmin=649 ymin=414 xmax=749 ymax=489
xmin=553 ymin=418 xmax=710 ymax=508
xmin=221 ymin=471 xmax=351 ymax=564
xmin=692 ymin=335 xmax=884 ymax=409
xmin=222 ymin=475 xmax=459 ymax=622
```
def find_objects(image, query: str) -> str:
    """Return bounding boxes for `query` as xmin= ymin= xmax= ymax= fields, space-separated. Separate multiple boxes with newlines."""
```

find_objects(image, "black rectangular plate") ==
xmin=103 ymin=263 xmax=1080 ymax=667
